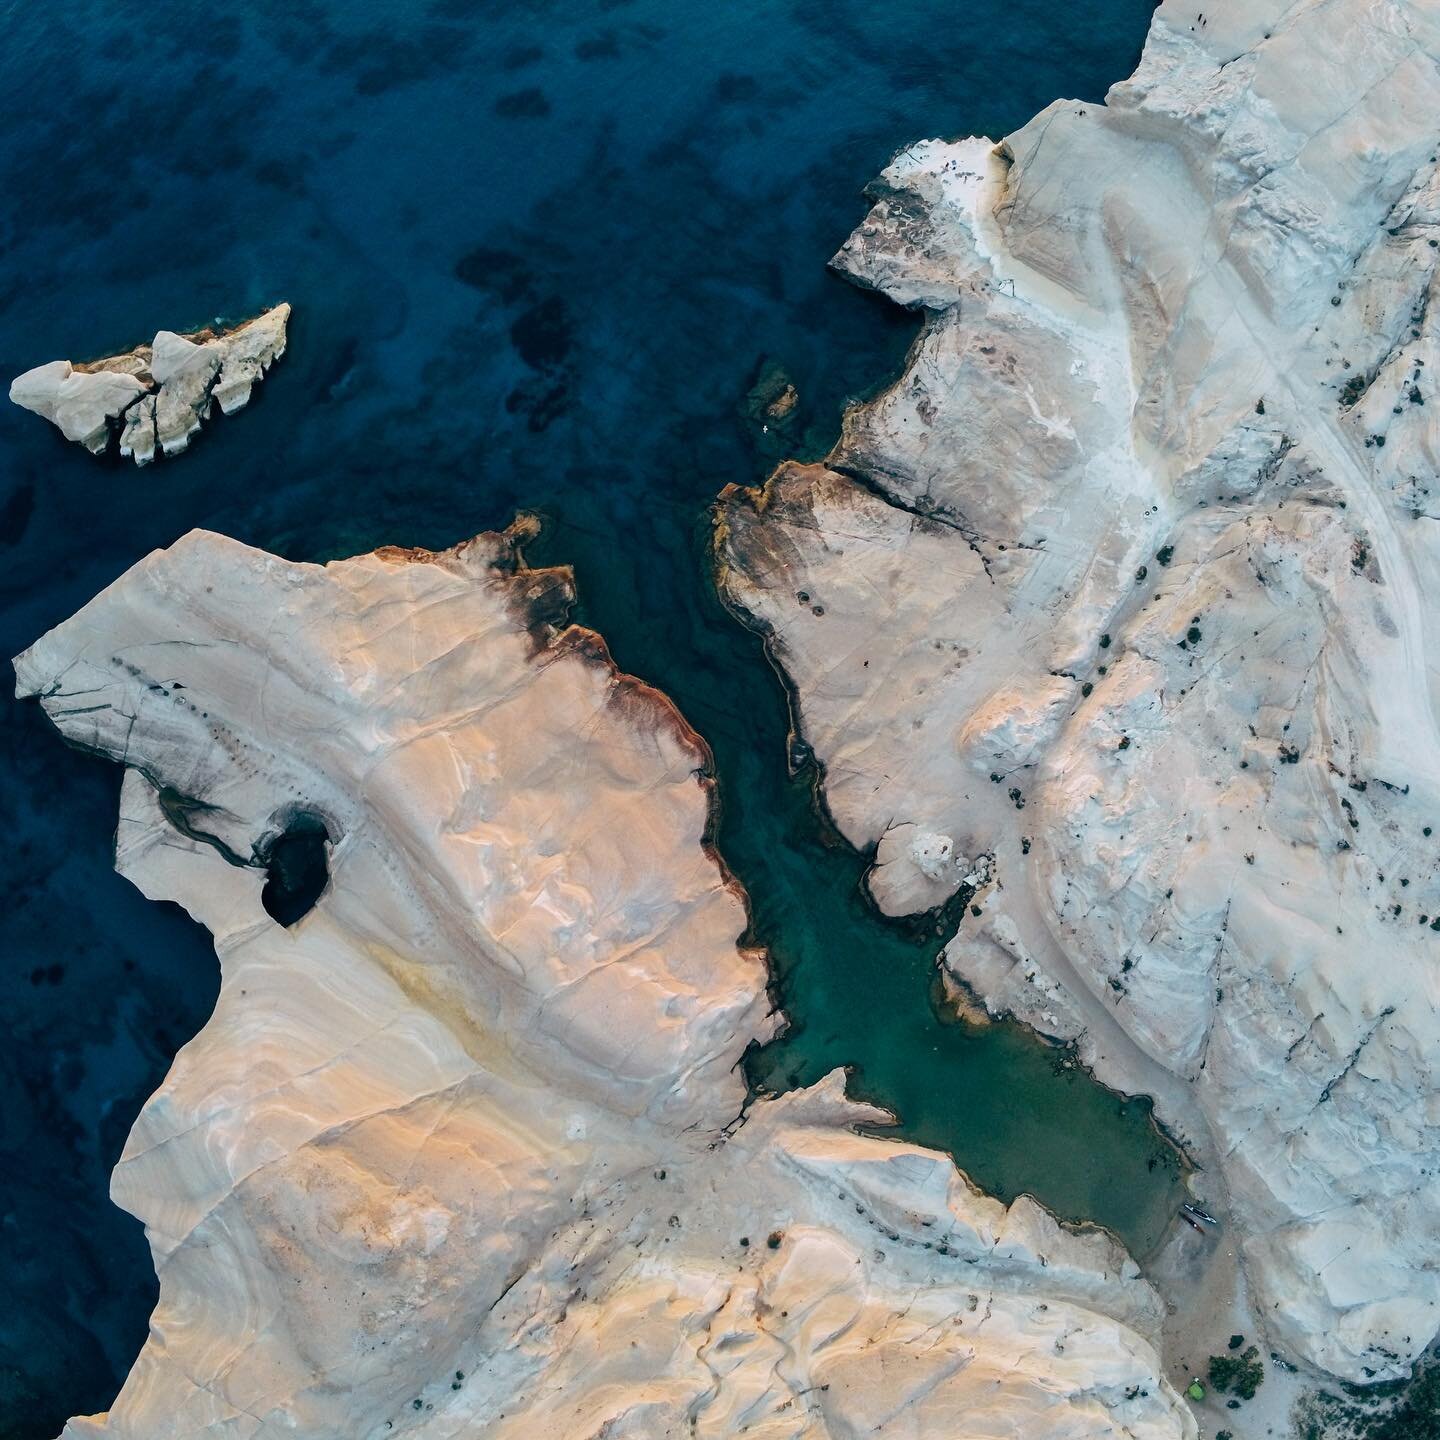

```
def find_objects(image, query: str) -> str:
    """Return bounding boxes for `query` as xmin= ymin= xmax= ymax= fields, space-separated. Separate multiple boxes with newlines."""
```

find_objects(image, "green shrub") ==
xmin=1365 ymin=1361 xmax=1440 ymax=1440
xmin=1209 ymin=1346 xmax=1264 ymax=1401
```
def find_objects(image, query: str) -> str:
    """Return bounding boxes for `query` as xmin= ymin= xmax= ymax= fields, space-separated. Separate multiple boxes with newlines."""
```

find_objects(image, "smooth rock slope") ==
xmin=10 ymin=304 xmax=289 ymax=463
xmin=15 ymin=525 xmax=1193 ymax=1438
xmin=718 ymin=0 xmax=1440 ymax=1387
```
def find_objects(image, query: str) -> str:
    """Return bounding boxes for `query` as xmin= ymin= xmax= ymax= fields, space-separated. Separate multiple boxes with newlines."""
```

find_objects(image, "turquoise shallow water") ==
xmin=0 ymin=1 xmax=1170 ymax=1431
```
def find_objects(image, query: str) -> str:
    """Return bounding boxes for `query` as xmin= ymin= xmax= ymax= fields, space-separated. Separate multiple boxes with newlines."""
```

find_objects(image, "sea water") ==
xmin=0 ymin=0 xmax=1169 ymax=1430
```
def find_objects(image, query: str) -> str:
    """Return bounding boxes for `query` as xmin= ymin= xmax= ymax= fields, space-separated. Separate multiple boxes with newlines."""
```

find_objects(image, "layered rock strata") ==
xmin=717 ymin=0 xmax=1440 ymax=1386
xmin=16 ymin=525 xmax=1192 ymax=1438
xmin=9 ymin=304 xmax=289 ymax=463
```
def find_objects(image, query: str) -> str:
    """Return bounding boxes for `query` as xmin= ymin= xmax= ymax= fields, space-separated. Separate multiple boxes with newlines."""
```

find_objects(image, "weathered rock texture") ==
xmin=15 ymin=526 xmax=1192 ymax=1438
xmin=9 ymin=304 xmax=289 ymax=463
xmin=718 ymin=0 xmax=1440 ymax=1388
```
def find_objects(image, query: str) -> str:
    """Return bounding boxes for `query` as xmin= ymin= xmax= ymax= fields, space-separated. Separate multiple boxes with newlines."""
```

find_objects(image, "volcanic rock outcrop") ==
xmin=717 ymin=0 xmax=1440 ymax=1387
xmin=9 ymin=304 xmax=289 ymax=463
xmin=15 ymin=525 xmax=1192 ymax=1438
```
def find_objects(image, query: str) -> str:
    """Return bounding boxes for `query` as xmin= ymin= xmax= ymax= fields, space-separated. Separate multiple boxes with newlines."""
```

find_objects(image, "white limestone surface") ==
xmin=15 ymin=524 xmax=1193 ymax=1439
xmin=10 ymin=304 xmax=290 ymax=463
xmin=718 ymin=0 xmax=1440 ymax=1388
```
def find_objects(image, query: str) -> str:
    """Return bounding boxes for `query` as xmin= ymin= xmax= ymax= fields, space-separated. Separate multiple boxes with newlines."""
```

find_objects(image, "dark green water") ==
xmin=534 ymin=488 xmax=1185 ymax=1264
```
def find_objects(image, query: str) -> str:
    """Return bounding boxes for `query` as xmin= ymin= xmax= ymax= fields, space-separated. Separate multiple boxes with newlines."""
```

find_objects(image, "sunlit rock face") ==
xmin=15 ymin=525 xmax=1191 ymax=1439
xmin=9 ymin=304 xmax=289 ymax=463
xmin=718 ymin=0 xmax=1440 ymax=1386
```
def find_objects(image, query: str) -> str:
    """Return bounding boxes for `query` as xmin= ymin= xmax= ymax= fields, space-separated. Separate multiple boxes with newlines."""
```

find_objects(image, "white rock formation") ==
xmin=10 ymin=304 xmax=289 ymax=463
xmin=15 ymin=525 xmax=1193 ymax=1438
xmin=718 ymin=0 xmax=1440 ymax=1388
xmin=8 ymin=361 xmax=148 ymax=454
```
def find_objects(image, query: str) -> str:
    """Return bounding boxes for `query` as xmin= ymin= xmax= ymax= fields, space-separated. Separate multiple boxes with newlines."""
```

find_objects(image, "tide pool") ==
xmin=0 ymin=1 xmax=1167 ymax=1431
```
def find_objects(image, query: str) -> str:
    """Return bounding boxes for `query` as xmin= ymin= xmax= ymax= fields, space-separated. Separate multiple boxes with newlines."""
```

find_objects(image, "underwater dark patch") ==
xmin=500 ymin=42 xmax=545 ymax=70
xmin=319 ymin=336 xmax=361 ymax=403
xmin=494 ymin=86 xmax=551 ymax=118
xmin=576 ymin=32 xmax=622 ymax=60
xmin=510 ymin=296 xmax=572 ymax=370
xmin=506 ymin=379 xmax=572 ymax=432
xmin=253 ymin=157 xmax=307 ymax=194
xmin=0 ymin=484 xmax=35 ymax=547
xmin=324 ymin=22 xmax=475 ymax=93
xmin=713 ymin=71 xmax=761 ymax=104
xmin=454 ymin=245 xmax=534 ymax=302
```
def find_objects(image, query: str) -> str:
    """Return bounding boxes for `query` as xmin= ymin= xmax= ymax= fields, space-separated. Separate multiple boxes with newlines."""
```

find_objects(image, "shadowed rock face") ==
xmin=15 ymin=524 xmax=1191 ymax=1438
xmin=9 ymin=304 xmax=289 ymax=463
xmin=718 ymin=0 xmax=1440 ymax=1387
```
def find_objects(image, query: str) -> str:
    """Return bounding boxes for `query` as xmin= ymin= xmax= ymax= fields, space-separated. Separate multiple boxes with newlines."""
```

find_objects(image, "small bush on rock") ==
xmin=1209 ymin=1346 xmax=1264 ymax=1401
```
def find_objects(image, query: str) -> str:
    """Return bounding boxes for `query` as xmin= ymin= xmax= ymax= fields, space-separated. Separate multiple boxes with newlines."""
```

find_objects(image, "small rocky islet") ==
xmin=10 ymin=304 xmax=289 ymax=464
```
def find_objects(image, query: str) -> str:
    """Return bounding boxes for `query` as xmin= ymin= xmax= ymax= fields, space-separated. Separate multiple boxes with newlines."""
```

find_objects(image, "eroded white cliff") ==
xmin=15 ymin=525 xmax=1193 ymax=1438
xmin=10 ymin=304 xmax=289 ymax=463
xmin=718 ymin=0 xmax=1440 ymax=1388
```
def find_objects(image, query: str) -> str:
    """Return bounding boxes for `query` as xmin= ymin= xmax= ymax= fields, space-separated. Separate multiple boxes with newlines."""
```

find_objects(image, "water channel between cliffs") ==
xmin=532 ymin=495 xmax=1186 ymax=1263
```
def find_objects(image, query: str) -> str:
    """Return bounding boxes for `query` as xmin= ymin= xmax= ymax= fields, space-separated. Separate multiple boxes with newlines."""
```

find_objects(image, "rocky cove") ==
xmin=0 ymin=2 xmax=1170 ymax=1432
xmin=8 ymin=0 xmax=1439 ymax=1436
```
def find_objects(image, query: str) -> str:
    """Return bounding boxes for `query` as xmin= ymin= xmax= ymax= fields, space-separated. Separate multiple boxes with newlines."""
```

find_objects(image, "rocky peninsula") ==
xmin=10 ymin=305 xmax=289 ymax=464
xmin=719 ymin=0 xmax=1440 ymax=1401
xmin=16 ymin=525 xmax=1191 ymax=1437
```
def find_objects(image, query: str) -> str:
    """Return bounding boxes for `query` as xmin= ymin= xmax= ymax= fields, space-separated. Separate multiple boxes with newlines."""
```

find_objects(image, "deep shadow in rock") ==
xmin=259 ymin=813 xmax=331 ymax=926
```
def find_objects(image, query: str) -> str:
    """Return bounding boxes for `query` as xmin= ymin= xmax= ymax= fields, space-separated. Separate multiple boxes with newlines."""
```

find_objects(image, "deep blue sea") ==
xmin=0 ymin=2 xmax=1162 ymax=1432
